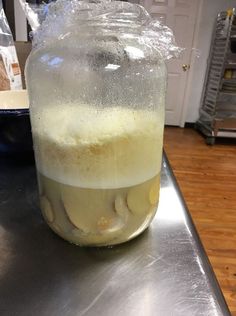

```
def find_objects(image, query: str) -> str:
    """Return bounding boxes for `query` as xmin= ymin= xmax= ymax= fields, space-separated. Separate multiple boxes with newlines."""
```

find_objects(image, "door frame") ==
xmin=179 ymin=0 xmax=204 ymax=127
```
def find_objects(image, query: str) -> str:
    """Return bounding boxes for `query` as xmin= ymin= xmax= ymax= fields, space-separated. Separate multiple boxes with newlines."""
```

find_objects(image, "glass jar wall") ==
xmin=26 ymin=2 xmax=167 ymax=246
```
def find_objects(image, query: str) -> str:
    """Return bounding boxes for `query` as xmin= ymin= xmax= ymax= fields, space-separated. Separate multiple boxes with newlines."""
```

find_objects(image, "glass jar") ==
xmin=26 ymin=3 xmax=167 ymax=246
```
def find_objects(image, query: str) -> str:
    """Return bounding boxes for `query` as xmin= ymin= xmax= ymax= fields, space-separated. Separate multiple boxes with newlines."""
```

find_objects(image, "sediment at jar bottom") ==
xmin=38 ymin=172 xmax=161 ymax=246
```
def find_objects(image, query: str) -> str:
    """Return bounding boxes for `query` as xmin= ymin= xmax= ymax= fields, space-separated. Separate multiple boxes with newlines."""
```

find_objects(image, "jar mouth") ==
xmin=34 ymin=1 xmax=151 ymax=42
xmin=31 ymin=0 xmax=181 ymax=60
xmin=77 ymin=6 xmax=151 ymax=29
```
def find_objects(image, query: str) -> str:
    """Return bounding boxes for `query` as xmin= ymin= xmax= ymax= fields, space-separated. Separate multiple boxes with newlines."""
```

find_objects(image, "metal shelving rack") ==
xmin=196 ymin=9 xmax=236 ymax=144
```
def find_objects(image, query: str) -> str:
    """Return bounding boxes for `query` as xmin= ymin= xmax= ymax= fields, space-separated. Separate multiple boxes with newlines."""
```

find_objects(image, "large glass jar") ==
xmin=26 ymin=1 xmax=167 ymax=246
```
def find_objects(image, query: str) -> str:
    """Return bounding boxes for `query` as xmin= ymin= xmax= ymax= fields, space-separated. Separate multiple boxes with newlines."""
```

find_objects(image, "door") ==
xmin=141 ymin=0 xmax=200 ymax=126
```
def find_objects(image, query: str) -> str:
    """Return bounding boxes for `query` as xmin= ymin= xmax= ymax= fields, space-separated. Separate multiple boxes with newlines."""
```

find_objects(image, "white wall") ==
xmin=14 ymin=0 xmax=27 ymax=41
xmin=186 ymin=0 xmax=236 ymax=123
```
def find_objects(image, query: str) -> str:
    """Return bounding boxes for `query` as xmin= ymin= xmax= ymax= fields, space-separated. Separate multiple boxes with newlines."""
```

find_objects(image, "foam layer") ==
xmin=32 ymin=104 xmax=164 ymax=188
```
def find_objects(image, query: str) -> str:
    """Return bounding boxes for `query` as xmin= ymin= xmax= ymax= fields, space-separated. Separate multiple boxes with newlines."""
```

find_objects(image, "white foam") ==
xmin=32 ymin=104 xmax=164 ymax=188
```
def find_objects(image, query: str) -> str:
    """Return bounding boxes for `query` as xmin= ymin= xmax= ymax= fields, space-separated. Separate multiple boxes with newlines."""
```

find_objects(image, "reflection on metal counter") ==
xmin=0 ymin=153 xmax=230 ymax=316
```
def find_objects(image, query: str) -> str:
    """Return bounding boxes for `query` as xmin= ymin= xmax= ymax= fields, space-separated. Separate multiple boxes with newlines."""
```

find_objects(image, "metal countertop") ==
xmin=0 ymin=154 xmax=230 ymax=316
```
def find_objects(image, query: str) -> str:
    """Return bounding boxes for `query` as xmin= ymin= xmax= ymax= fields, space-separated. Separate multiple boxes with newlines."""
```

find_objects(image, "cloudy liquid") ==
xmin=39 ymin=172 xmax=160 ymax=246
xmin=32 ymin=104 xmax=164 ymax=246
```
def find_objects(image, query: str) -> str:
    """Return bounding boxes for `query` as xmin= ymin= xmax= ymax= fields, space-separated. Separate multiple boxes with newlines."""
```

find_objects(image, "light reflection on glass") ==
xmin=48 ymin=57 xmax=64 ymax=67
xmin=125 ymin=46 xmax=144 ymax=59
xmin=40 ymin=54 xmax=50 ymax=63
xmin=40 ymin=55 xmax=64 ymax=68
xmin=105 ymin=64 xmax=121 ymax=70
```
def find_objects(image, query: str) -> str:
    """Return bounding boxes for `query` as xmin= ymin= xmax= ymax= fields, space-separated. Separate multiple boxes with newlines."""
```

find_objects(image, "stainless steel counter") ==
xmin=0 ymin=154 xmax=230 ymax=316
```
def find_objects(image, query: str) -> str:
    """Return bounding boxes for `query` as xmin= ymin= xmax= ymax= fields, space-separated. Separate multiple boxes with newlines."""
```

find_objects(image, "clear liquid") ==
xmin=38 ymin=172 xmax=160 ymax=246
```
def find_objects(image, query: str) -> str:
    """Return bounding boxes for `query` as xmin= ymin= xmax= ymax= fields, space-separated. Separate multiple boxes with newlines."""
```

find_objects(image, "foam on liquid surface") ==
xmin=32 ymin=104 xmax=164 ymax=188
